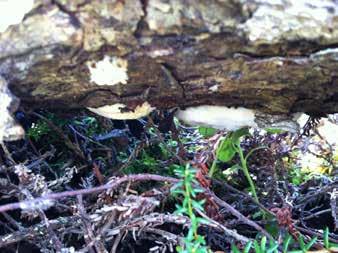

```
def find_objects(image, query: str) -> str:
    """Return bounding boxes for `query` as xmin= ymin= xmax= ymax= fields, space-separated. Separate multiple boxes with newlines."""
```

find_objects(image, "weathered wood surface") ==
xmin=1 ymin=0 xmax=338 ymax=140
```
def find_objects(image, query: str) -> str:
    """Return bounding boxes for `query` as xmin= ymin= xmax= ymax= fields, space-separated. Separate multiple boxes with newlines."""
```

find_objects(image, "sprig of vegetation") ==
xmin=209 ymin=128 xmax=259 ymax=203
xmin=171 ymin=164 xmax=210 ymax=253
xmin=232 ymin=228 xmax=338 ymax=253
xmin=27 ymin=119 xmax=51 ymax=141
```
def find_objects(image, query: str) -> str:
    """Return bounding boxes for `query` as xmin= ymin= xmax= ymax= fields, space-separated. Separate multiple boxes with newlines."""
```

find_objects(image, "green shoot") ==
xmin=171 ymin=164 xmax=210 ymax=253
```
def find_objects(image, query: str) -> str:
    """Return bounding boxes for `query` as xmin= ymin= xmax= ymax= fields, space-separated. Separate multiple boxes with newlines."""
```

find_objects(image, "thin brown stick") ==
xmin=211 ymin=178 xmax=275 ymax=216
xmin=295 ymin=225 xmax=338 ymax=243
xmin=77 ymin=195 xmax=103 ymax=253
xmin=195 ymin=208 xmax=250 ymax=243
xmin=206 ymin=189 xmax=273 ymax=240
xmin=0 ymin=174 xmax=179 ymax=213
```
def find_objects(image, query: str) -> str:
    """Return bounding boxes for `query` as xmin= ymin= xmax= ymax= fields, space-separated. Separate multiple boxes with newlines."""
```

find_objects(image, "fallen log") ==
xmin=1 ymin=0 xmax=338 ymax=140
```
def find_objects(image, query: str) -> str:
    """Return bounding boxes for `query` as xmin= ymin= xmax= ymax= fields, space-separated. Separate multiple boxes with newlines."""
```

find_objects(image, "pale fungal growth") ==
xmin=208 ymin=85 xmax=218 ymax=92
xmin=87 ymin=102 xmax=155 ymax=120
xmin=147 ymin=48 xmax=174 ymax=58
xmin=87 ymin=56 xmax=129 ymax=86
xmin=176 ymin=105 xmax=305 ymax=133
xmin=176 ymin=105 xmax=257 ymax=131
xmin=0 ymin=0 xmax=34 ymax=33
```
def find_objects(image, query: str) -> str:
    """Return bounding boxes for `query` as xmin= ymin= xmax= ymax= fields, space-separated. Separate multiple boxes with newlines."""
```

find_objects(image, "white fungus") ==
xmin=87 ymin=102 xmax=155 ymax=120
xmin=208 ymin=85 xmax=219 ymax=92
xmin=87 ymin=56 xmax=128 ymax=86
xmin=176 ymin=105 xmax=257 ymax=131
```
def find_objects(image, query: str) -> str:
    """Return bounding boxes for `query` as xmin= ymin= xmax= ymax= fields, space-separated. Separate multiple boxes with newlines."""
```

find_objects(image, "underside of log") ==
xmin=1 ymin=0 xmax=338 ymax=140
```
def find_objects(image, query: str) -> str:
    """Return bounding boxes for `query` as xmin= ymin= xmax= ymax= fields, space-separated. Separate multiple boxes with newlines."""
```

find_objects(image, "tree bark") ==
xmin=1 ymin=0 xmax=338 ymax=140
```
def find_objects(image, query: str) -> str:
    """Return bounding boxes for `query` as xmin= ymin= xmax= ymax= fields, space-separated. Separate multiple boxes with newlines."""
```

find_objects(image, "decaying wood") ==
xmin=1 ymin=0 xmax=338 ymax=140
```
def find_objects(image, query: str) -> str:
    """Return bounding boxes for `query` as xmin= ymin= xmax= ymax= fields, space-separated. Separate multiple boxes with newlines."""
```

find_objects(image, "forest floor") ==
xmin=0 ymin=110 xmax=337 ymax=253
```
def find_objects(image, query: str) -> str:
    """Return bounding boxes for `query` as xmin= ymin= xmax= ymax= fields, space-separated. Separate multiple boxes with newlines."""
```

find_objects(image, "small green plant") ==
xmin=209 ymin=128 xmax=259 ymax=203
xmin=285 ymin=234 xmax=317 ymax=253
xmin=231 ymin=230 xmax=338 ymax=253
xmin=232 ymin=236 xmax=278 ymax=253
xmin=171 ymin=164 xmax=210 ymax=253
xmin=73 ymin=116 xmax=100 ymax=136
xmin=198 ymin=126 xmax=217 ymax=138
xmin=120 ymin=142 xmax=178 ymax=175
xmin=27 ymin=119 xmax=51 ymax=141
xmin=27 ymin=112 xmax=69 ymax=141
xmin=323 ymin=227 xmax=338 ymax=251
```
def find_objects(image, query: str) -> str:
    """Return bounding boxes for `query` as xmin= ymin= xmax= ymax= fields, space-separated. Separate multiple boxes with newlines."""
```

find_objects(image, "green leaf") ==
xmin=231 ymin=127 xmax=250 ymax=145
xmin=282 ymin=234 xmax=293 ymax=253
xmin=298 ymin=235 xmax=305 ymax=251
xmin=254 ymin=240 xmax=261 ymax=253
xmin=243 ymin=241 xmax=253 ymax=253
xmin=305 ymin=237 xmax=317 ymax=251
xmin=198 ymin=126 xmax=217 ymax=137
xmin=231 ymin=244 xmax=241 ymax=253
xmin=267 ymin=244 xmax=278 ymax=253
xmin=215 ymin=128 xmax=249 ymax=163
xmin=192 ymin=200 xmax=205 ymax=211
xmin=217 ymin=137 xmax=237 ymax=162
xmin=266 ymin=240 xmax=278 ymax=253
xmin=260 ymin=236 xmax=267 ymax=252
xmin=172 ymin=189 xmax=185 ymax=195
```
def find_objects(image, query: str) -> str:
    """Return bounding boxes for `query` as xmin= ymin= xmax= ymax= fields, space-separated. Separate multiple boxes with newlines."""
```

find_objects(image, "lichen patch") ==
xmin=87 ymin=56 xmax=128 ymax=86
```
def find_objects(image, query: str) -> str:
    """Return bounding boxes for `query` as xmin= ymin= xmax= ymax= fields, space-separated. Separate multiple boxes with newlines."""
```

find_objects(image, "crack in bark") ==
xmin=51 ymin=0 xmax=81 ymax=28
xmin=236 ymin=44 xmax=338 ymax=59
xmin=160 ymin=63 xmax=186 ymax=99
xmin=134 ymin=0 xmax=149 ymax=37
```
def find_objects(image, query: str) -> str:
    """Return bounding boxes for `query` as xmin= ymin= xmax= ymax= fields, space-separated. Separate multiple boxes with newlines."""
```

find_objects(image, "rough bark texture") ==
xmin=1 ymin=0 xmax=338 ymax=140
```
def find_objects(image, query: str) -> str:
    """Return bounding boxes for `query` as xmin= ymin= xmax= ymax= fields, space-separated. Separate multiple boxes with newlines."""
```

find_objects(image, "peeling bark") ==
xmin=1 ymin=0 xmax=338 ymax=140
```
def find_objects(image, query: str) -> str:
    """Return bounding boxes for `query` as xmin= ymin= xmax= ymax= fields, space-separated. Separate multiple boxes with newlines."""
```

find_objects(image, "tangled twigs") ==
xmin=0 ymin=213 xmax=188 ymax=249
xmin=211 ymin=178 xmax=274 ymax=215
xmin=206 ymin=189 xmax=273 ymax=240
xmin=0 ymin=174 xmax=179 ymax=213
xmin=330 ymin=188 xmax=337 ymax=231
xmin=195 ymin=208 xmax=250 ymax=244
xmin=77 ymin=195 xmax=107 ymax=253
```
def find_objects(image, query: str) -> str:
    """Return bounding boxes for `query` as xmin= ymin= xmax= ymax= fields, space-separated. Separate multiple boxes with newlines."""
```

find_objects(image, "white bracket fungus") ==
xmin=176 ymin=105 xmax=303 ymax=133
xmin=176 ymin=105 xmax=257 ymax=131
xmin=87 ymin=102 xmax=155 ymax=120
xmin=87 ymin=56 xmax=129 ymax=86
